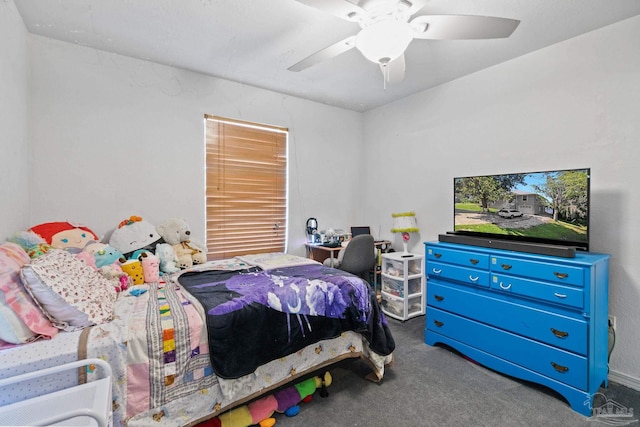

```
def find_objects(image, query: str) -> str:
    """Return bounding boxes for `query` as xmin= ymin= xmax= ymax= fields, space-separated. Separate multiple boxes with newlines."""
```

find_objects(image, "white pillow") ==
xmin=21 ymin=250 xmax=117 ymax=331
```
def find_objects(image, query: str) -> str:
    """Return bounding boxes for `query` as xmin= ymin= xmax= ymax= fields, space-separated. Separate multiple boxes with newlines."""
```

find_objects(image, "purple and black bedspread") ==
xmin=178 ymin=264 xmax=395 ymax=379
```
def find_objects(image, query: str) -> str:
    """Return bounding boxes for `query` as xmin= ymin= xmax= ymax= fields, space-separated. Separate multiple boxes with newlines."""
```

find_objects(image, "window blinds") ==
xmin=205 ymin=115 xmax=287 ymax=260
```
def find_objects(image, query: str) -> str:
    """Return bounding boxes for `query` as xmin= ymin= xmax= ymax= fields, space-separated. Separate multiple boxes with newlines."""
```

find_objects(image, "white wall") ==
xmin=0 ymin=0 xmax=30 ymax=242
xmin=363 ymin=16 xmax=640 ymax=385
xmin=26 ymin=35 xmax=364 ymax=257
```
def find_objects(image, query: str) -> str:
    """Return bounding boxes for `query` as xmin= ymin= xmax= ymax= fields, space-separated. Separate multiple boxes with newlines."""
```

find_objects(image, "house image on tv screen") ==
xmin=492 ymin=190 xmax=549 ymax=216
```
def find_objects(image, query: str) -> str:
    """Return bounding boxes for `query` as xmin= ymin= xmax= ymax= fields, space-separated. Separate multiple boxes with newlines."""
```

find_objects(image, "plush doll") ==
xmin=109 ymin=216 xmax=164 ymax=259
xmin=139 ymin=252 xmax=160 ymax=283
xmin=204 ymin=372 xmax=332 ymax=427
xmin=98 ymin=265 xmax=131 ymax=293
xmin=84 ymin=242 xmax=125 ymax=269
xmin=155 ymin=243 xmax=180 ymax=274
xmin=29 ymin=221 xmax=99 ymax=251
xmin=120 ymin=258 xmax=145 ymax=285
xmin=108 ymin=216 xmax=180 ymax=276
xmin=156 ymin=218 xmax=207 ymax=269
xmin=82 ymin=241 xmax=131 ymax=291
xmin=7 ymin=230 xmax=52 ymax=258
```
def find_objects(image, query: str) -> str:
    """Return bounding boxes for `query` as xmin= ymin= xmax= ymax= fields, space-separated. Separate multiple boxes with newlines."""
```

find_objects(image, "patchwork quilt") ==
xmin=82 ymin=277 xmax=217 ymax=426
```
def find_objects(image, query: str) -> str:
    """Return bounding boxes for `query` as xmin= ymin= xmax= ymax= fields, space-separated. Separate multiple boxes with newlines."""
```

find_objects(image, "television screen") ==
xmin=453 ymin=168 xmax=590 ymax=250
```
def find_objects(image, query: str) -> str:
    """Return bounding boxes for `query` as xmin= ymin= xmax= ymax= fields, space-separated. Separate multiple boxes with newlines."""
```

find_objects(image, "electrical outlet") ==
xmin=608 ymin=315 xmax=616 ymax=329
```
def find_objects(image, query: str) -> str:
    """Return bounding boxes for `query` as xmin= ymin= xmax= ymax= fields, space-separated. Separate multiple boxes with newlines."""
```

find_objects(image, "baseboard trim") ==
xmin=609 ymin=370 xmax=640 ymax=391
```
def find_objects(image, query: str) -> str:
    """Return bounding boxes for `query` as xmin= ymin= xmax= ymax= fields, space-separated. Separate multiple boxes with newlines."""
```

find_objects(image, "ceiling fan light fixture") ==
xmin=355 ymin=19 xmax=413 ymax=64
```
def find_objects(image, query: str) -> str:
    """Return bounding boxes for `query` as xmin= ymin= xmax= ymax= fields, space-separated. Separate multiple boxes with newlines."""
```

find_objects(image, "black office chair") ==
xmin=324 ymin=234 xmax=376 ymax=281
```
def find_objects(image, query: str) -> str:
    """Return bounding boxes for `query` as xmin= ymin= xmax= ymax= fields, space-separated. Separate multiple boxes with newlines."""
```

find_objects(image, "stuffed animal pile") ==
xmin=7 ymin=215 xmax=207 ymax=292
xmin=10 ymin=221 xmax=134 ymax=293
xmin=201 ymin=371 xmax=332 ymax=427
xmin=109 ymin=216 xmax=180 ymax=277
xmin=9 ymin=215 xmax=207 ymax=292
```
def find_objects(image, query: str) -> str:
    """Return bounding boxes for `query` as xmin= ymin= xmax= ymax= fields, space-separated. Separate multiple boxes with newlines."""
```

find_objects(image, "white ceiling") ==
xmin=15 ymin=0 xmax=640 ymax=112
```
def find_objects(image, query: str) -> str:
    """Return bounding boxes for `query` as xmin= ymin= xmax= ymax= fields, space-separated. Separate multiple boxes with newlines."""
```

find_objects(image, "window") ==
xmin=204 ymin=115 xmax=288 ymax=260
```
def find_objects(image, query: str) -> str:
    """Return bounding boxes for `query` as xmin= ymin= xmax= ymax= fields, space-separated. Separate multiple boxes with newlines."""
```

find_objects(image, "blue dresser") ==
xmin=424 ymin=241 xmax=610 ymax=416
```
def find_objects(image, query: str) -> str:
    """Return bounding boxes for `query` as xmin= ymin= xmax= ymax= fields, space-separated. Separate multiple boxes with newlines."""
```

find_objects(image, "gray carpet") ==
xmin=271 ymin=316 xmax=639 ymax=427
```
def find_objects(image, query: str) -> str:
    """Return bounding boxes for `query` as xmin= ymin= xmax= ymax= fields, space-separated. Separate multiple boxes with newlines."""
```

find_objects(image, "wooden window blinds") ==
xmin=204 ymin=115 xmax=288 ymax=260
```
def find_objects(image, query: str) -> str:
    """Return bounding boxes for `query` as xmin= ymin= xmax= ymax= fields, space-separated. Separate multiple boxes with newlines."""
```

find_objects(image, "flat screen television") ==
xmin=450 ymin=168 xmax=590 ymax=252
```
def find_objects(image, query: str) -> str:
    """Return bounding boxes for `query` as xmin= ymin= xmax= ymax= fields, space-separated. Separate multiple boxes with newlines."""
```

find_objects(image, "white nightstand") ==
xmin=380 ymin=252 xmax=425 ymax=321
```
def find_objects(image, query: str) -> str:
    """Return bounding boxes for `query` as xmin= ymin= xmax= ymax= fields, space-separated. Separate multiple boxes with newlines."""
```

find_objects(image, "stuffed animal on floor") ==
xmin=203 ymin=371 xmax=332 ymax=427
xmin=29 ymin=221 xmax=99 ymax=251
xmin=156 ymin=218 xmax=207 ymax=269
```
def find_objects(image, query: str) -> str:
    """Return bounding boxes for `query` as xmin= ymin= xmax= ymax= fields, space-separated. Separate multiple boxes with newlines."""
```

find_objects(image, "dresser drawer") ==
xmin=426 ymin=307 xmax=587 ymax=390
xmin=426 ymin=246 xmax=489 ymax=270
xmin=491 ymin=274 xmax=584 ymax=309
xmin=491 ymin=256 xmax=584 ymax=287
xmin=427 ymin=281 xmax=587 ymax=355
xmin=426 ymin=262 xmax=490 ymax=287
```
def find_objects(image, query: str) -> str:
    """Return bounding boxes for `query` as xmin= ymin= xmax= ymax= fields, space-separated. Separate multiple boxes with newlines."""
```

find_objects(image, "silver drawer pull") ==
xmin=432 ymin=268 xmax=442 ymax=275
xmin=551 ymin=362 xmax=569 ymax=373
xmin=468 ymin=276 xmax=479 ymax=283
xmin=553 ymin=292 xmax=567 ymax=299
xmin=551 ymin=328 xmax=569 ymax=339
xmin=499 ymin=282 xmax=511 ymax=290
xmin=554 ymin=272 xmax=569 ymax=280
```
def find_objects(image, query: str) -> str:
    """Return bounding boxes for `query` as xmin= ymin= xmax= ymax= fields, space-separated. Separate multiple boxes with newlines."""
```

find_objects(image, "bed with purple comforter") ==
xmin=178 ymin=263 xmax=395 ymax=379
xmin=1 ymin=254 xmax=395 ymax=427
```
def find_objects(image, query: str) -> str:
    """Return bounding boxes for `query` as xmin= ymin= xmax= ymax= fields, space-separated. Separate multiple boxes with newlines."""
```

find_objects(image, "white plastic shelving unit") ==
xmin=380 ymin=252 xmax=425 ymax=321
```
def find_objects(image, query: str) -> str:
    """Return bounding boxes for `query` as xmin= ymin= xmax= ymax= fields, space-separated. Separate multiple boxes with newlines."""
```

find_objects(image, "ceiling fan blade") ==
xmin=411 ymin=15 xmax=520 ymax=40
xmin=288 ymin=35 xmax=357 ymax=72
xmin=295 ymin=0 xmax=365 ymax=21
xmin=379 ymin=54 xmax=406 ymax=84
xmin=404 ymin=0 xmax=428 ymax=16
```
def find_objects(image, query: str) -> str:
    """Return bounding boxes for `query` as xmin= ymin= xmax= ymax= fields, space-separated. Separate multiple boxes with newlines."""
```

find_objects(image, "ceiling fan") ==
xmin=288 ymin=0 xmax=520 ymax=84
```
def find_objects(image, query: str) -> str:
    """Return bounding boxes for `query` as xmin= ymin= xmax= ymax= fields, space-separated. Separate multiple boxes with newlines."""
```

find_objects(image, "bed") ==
xmin=0 ymin=252 xmax=395 ymax=427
